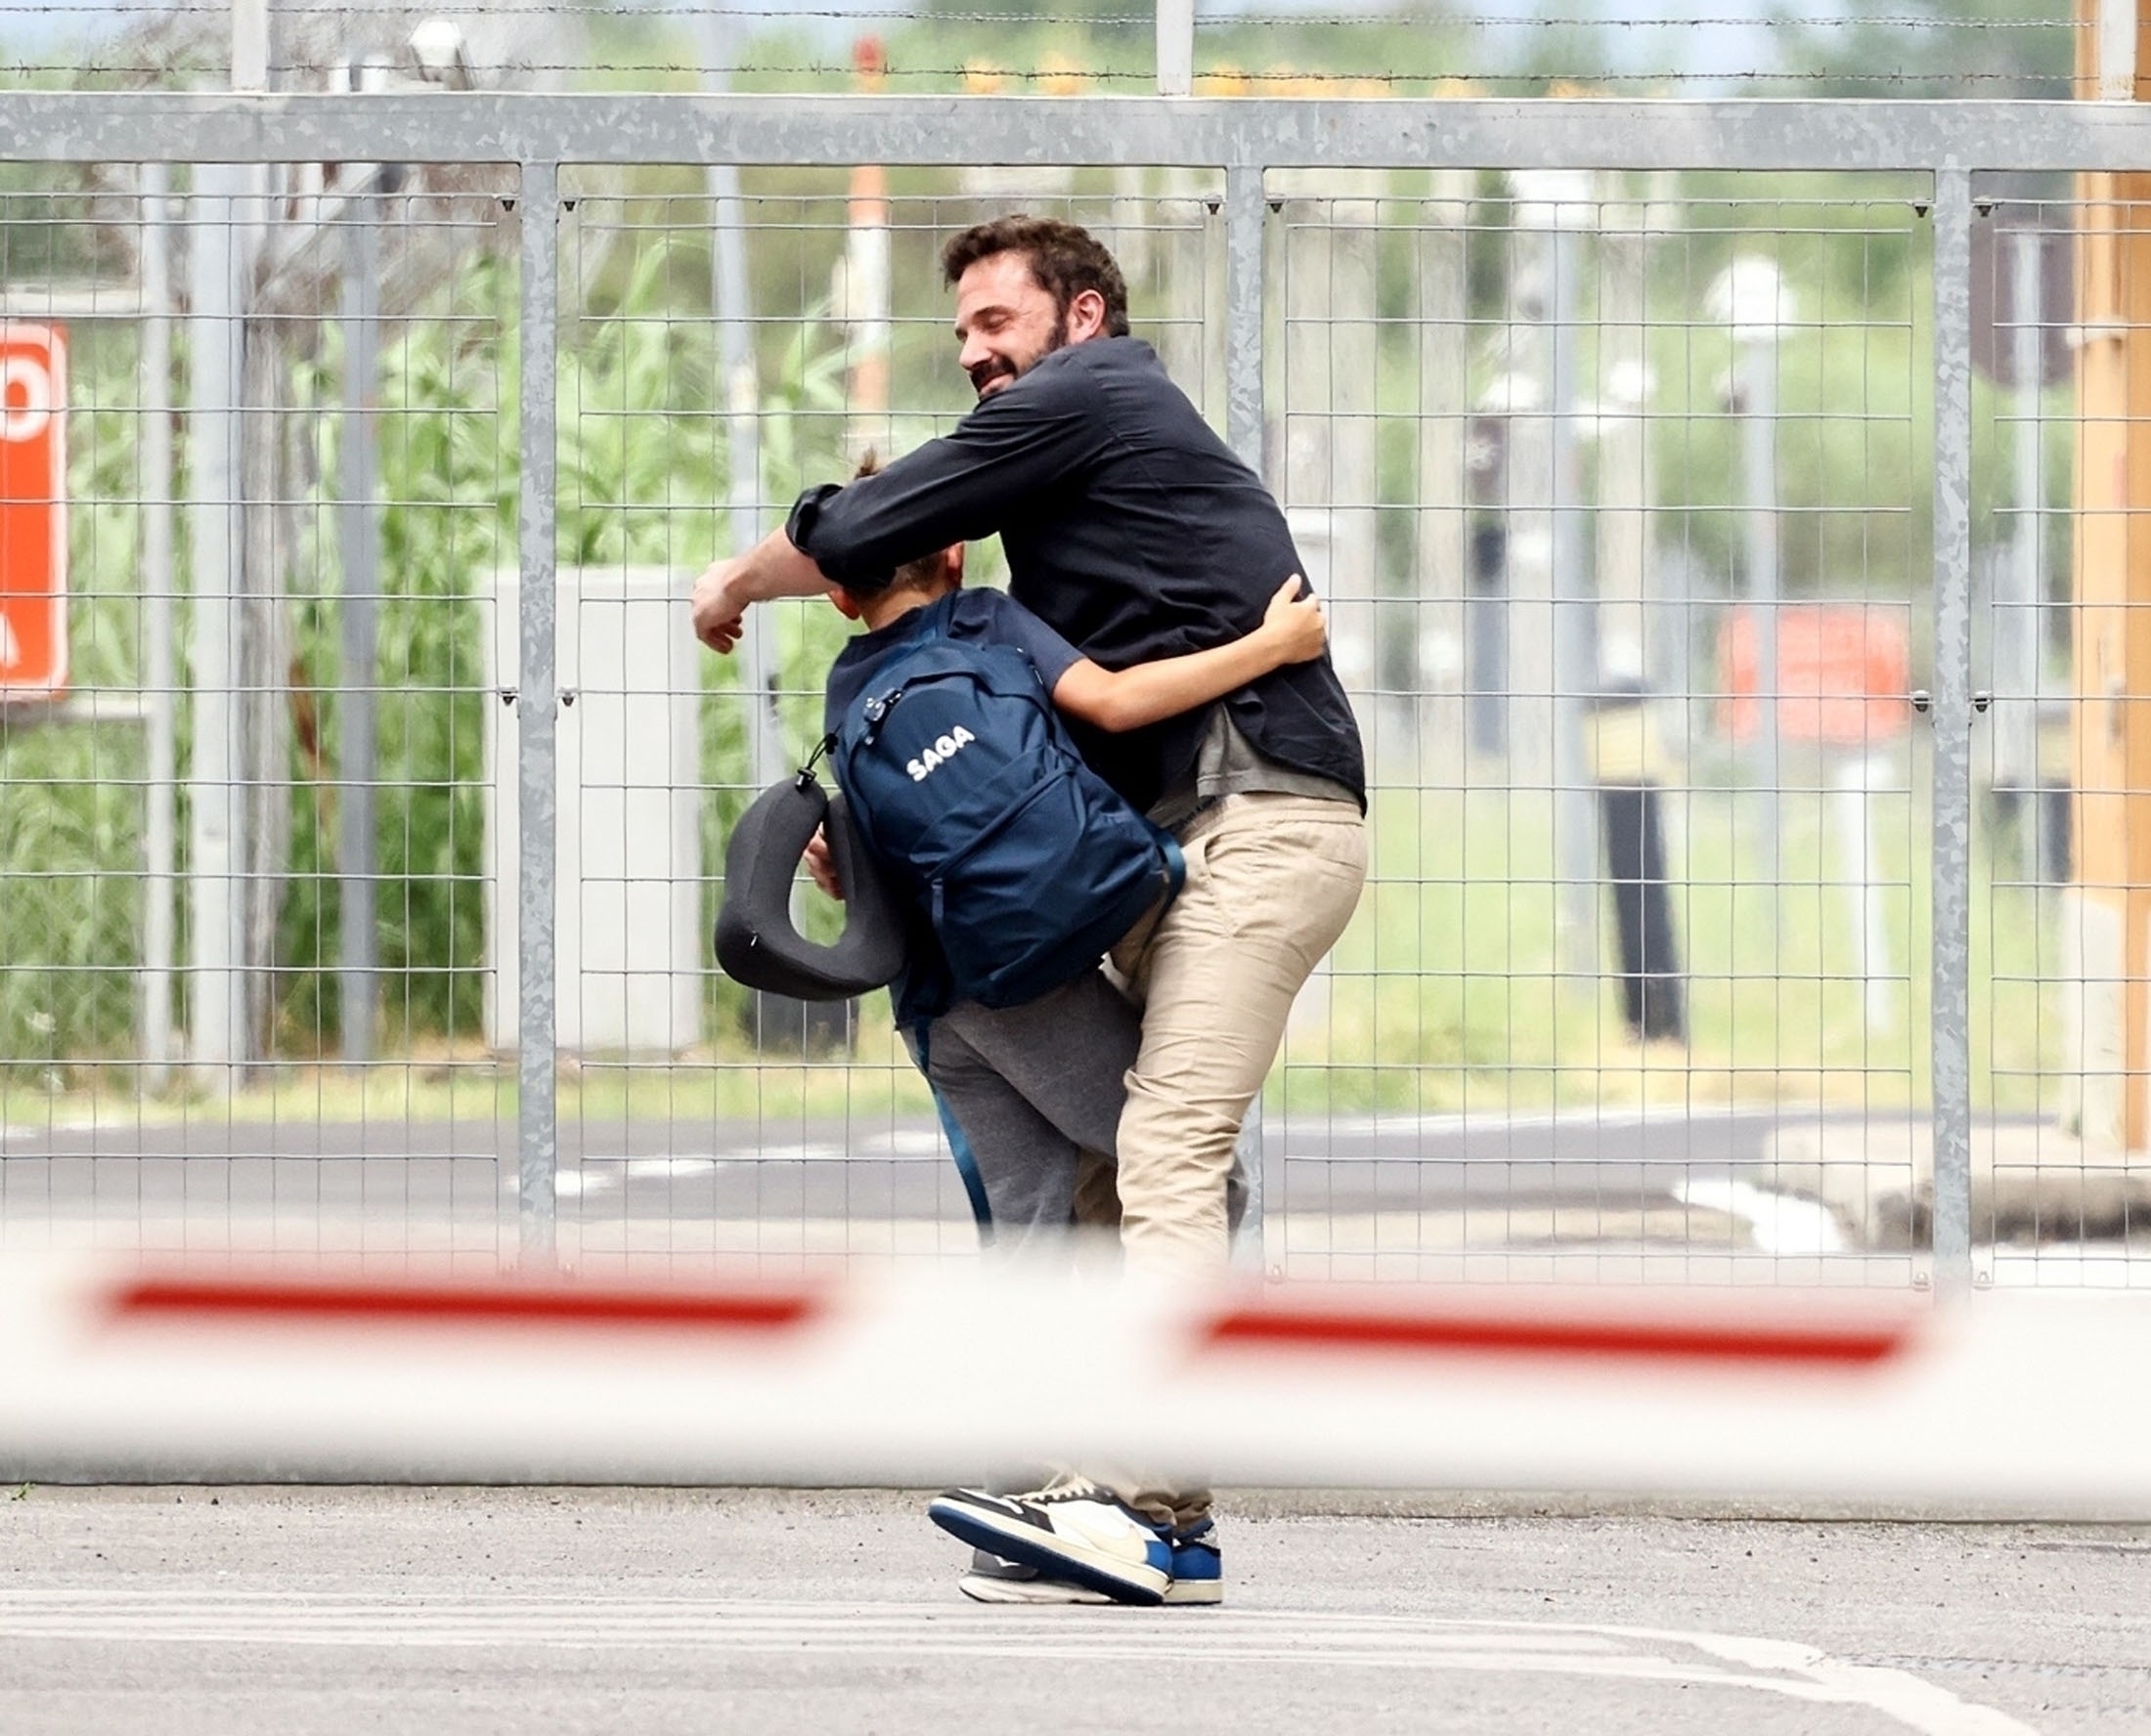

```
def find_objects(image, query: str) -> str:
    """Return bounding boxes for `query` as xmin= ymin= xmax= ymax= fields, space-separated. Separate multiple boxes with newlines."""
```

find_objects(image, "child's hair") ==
xmin=838 ymin=453 xmax=945 ymax=601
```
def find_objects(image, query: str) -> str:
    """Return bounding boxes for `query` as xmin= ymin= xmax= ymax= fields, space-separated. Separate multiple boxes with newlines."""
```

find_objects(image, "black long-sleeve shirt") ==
xmin=785 ymin=336 xmax=1366 ymax=816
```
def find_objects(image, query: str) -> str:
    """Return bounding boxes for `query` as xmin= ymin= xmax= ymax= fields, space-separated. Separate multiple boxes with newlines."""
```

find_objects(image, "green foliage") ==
xmin=277 ymin=250 xmax=513 ymax=1049
xmin=559 ymin=240 xmax=724 ymax=569
xmin=0 ymin=322 xmax=153 ymax=1084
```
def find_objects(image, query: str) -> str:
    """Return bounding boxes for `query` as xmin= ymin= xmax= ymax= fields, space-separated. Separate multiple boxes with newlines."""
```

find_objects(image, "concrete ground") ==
xmin=0 ymin=1488 xmax=2143 ymax=1735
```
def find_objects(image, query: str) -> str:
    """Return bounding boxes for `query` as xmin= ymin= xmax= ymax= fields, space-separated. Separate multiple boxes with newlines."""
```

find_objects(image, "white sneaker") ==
xmin=957 ymin=1554 xmax=1113 ymax=1605
xmin=928 ymin=1479 xmax=1173 ymax=1606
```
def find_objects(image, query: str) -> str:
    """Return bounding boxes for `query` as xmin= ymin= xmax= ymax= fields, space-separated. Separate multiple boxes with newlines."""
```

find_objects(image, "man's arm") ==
xmin=787 ymin=364 xmax=1103 ymax=586
xmin=691 ymin=528 xmax=829 ymax=654
xmin=1049 ymin=576 xmax=1325 ymax=734
xmin=696 ymin=369 xmax=1097 ymax=655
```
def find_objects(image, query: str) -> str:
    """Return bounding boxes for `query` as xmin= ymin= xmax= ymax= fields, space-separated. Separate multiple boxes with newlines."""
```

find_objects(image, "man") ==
xmin=694 ymin=216 xmax=1367 ymax=1605
xmin=819 ymin=454 xmax=1327 ymax=1249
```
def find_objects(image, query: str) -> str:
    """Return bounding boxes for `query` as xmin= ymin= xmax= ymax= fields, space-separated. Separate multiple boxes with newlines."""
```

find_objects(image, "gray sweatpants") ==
xmin=902 ymin=969 xmax=1140 ymax=1252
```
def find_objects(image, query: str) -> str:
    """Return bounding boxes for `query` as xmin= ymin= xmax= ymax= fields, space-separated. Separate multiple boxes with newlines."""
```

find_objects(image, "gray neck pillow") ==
xmin=714 ymin=773 xmax=908 ymax=1001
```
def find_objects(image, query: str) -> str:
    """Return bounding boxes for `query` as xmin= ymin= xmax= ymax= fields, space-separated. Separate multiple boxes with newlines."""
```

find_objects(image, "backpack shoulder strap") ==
xmin=1152 ymin=825 xmax=1187 ymax=901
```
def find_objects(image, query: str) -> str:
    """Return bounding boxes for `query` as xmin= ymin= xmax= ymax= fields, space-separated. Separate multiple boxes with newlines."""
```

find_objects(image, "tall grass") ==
xmin=1294 ymin=776 xmax=2063 ymax=1118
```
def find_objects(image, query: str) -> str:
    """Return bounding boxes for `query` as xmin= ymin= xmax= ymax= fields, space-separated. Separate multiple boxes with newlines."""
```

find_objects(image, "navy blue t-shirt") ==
xmin=821 ymin=586 xmax=1085 ymax=1022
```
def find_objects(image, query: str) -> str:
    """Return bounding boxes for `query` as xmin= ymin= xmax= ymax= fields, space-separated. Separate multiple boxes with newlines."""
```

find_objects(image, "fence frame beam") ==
xmin=7 ymin=95 xmax=2151 ymax=173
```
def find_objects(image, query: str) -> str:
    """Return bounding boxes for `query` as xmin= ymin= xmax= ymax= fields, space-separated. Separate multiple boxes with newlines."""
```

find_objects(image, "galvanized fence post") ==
xmin=1929 ymin=166 xmax=1976 ymax=1298
xmin=1223 ymin=160 xmax=1265 ymax=473
xmin=337 ymin=190 xmax=380 ymax=1070
xmin=517 ymin=158 xmax=561 ymax=1269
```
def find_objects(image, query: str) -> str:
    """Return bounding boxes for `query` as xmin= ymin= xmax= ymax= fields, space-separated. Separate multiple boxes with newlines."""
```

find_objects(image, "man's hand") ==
xmin=691 ymin=558 xmax=752 ymax=654
xmin=804 ymin=826 xmax=845 ymax=901
xmin=689 ymin=528 xmax=832 ymax=655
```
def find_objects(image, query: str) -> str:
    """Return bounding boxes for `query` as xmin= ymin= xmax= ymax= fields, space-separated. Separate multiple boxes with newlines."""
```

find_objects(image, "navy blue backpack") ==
xmin=824 ymin=615 xmax=1184 ymax=1013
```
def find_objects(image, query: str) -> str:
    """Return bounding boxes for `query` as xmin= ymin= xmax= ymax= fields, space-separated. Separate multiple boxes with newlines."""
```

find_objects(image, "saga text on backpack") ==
xmin=828 ymin=614 xmax=1182 ymax=1011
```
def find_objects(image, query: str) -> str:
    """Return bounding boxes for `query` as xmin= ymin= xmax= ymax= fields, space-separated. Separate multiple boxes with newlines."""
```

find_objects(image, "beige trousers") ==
xmin=1101 ymin=792 xmax=1367 ymax=1530
xmin=1110 ymin=792 xmax=1368 ymax=1282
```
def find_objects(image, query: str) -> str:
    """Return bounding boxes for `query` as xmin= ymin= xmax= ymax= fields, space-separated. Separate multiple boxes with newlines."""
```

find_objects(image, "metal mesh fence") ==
xmin=0 ymin=104 xmax=2143 ymax=1288
xmin=0 ymin=164 xmax=516 ymax=1268
xmin=549 ymin=175 xmax=1224 ymax=1273
xmin=1262 ymin=182 xmax=1930 ymax=1283
xmin=1973 ymin=182 xmax=2145 ymax=1287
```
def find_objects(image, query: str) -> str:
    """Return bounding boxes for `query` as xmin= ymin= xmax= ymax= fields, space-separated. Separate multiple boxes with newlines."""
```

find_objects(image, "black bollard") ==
xmin=1587 ymin=683 xmax=1687 ymax=1045
xmin=1599 ymin=783 xmax=1687 ymax=1043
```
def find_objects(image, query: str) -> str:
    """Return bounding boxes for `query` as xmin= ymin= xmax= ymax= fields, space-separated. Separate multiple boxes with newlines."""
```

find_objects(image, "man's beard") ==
xmin=969 ymin=312 xmax=1072 ymax=398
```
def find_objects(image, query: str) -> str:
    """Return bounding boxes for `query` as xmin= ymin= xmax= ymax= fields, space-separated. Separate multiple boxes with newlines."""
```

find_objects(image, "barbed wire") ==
xmin=0 ymin=1 xmax=2091 ymax=19
xmin=0 ymin=64 xmax=2073 ymax=83
xmin=0 ymin=0 xmax=2078 ymax=92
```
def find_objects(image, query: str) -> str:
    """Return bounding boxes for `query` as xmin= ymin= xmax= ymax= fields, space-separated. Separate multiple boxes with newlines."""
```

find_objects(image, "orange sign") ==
xmin=1719 ymin=604 xmax=1910 ymax=747
xmin=0 ymin=323 xmax=67 ymax=703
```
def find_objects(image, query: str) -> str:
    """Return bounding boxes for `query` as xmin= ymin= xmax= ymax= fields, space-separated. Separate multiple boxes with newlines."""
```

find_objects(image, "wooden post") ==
xmin=2068 ymin=0 xmax=2151 ymax=1150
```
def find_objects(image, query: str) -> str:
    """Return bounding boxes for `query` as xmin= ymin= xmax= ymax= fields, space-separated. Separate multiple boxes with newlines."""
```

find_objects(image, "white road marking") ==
xmin=1677 ymin=1176 xmax=1848 ymax=1255
xmin=1647 ymin=1628 xmax=2041 ymax=1736
xmin=620 ymin=1157 xmax=721 ymax=1180
xmin=0 ymin=1593 xmax=2038 ymax=1732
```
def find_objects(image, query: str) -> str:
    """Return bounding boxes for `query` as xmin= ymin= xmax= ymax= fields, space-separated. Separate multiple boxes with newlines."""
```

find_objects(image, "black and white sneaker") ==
xmin=929 ymin=1479 xmax=1173 ymax=1606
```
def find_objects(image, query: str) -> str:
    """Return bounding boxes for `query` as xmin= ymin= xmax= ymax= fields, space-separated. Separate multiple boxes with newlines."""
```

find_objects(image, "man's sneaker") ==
xmin=1162 ymin=1518 xmax=1222 ymax=1606
xmin=928 ymin=1479 xmax=1172 ymax=1606
xmin=957 ymin=1553 xmax=1113 ymax=1605
xmin=958 ymin=1528 xmax=1222 ymax=1606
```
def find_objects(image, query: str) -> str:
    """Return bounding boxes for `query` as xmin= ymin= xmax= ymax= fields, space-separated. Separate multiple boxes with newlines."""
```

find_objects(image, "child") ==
xmin=815 ymin=476 xmax=1327 ymax=1252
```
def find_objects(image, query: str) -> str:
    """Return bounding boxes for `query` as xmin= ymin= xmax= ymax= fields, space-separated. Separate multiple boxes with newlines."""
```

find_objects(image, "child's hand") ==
xmin=1259 ymin=575 xmax=1327 ymax=665
xmin=804 ymin=827 xmax=845 ymax=901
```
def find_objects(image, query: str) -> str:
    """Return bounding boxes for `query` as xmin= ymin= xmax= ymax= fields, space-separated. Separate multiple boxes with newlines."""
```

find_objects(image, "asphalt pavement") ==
xmin=0 ymin=1105 xmax=1833 ymax=1240
xmin=4 ymin=1107 xmax=2136 ymax=1283
xmin=0 ymin=1487 xmax=2143 ymax=1735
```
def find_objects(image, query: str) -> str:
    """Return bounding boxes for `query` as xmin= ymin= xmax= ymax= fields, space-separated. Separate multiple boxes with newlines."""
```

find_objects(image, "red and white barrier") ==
xmin=0 ymin=1256 xmax=2145 ymax=1511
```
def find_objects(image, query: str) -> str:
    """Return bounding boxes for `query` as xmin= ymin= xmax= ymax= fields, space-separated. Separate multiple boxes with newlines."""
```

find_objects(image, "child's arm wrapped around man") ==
xmin=1046 ymin=575 xmax=1326 ymax=734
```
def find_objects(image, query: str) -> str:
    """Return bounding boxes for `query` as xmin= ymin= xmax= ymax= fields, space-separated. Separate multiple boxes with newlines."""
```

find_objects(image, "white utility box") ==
xmin=483 ymin=566 xmax=704 ymax=1056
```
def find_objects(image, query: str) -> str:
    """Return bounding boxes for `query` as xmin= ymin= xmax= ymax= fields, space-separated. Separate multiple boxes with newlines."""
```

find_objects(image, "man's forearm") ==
xmin=729 ymin=527 xmax=830 ymax=602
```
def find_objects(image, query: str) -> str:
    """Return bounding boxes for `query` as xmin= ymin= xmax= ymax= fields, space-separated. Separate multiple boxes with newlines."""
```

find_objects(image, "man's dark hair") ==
xmin=941 ymin=215 xmax=1131 ymax=339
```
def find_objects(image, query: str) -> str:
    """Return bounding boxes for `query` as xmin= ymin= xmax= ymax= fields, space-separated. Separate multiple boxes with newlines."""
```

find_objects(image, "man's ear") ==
xmin=1066 ymin=287 xmax=1109 ymax=344
xmin=828 ymin=586 xmax=863 ymax=622
xmin=944 ymin=544 xmax=966 ymax=587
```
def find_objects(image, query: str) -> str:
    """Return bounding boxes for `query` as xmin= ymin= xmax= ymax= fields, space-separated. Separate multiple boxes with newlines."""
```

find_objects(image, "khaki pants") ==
xmin=1110 ymin=792 xmax=1368 ymax=1281
xmin=1102 ymin=792 xmax=1367 ymax=1529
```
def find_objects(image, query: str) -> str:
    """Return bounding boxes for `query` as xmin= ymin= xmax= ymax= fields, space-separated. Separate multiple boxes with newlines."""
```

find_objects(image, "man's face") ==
xmin=953 ymin=252 xmax=1072 ymax=400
